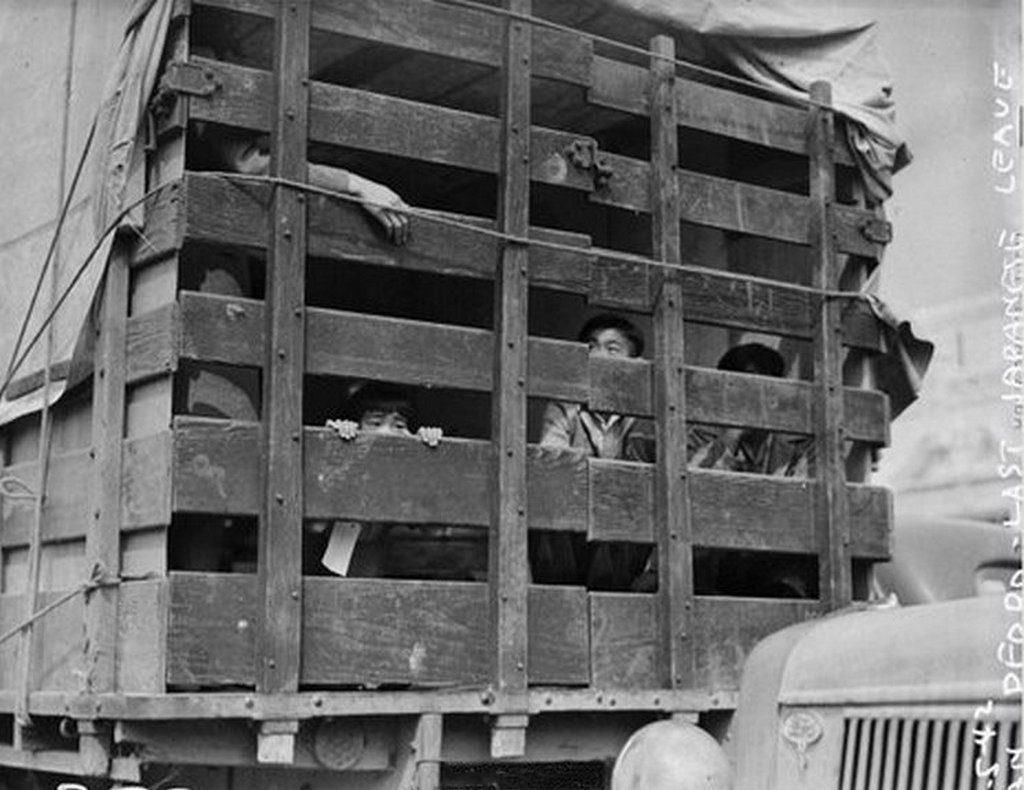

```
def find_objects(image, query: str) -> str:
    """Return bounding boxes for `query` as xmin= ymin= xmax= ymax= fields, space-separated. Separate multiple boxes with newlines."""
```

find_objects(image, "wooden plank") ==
xmin=589 ymin=459 xmax=653 ymax=543
xmin=173 ymin=172 xmax=882 ymax=335
xmin=0 ymin=450 xmax=93 ymax=546
xmin=122 ymin=433 xmax=174 ymax=530
xmin=692 ymin=597 xmax=818 ymax=689
xmin=309 ymin=0 xmax=591 ymax=85
xmin=650 ymin=35 xmax=692 ymax=691
xmin=173 ymin=417 xmax=263 ymax=515
xmin=0 ymin=593 xmax=85 ymax=693
xmin=165 ymin=574 xmax=588 ymax=687
xmin=186 ymin=59 xmax=878 ymax=254
xmin=115 ymin=718 xmax=392 ymax=770
xmin=847 ymin=484 xmax=892 ymax=560
xmin=808 ymin=81 xmax=851 ymax=609
xmin=489 ymin=2 xmax=531 ymax=724
xmin=590 ymin=593 xmax=658 ymax=690
xmin=179 ymin=291 xmax=265 ymax=368
xmin=257 ymin=0 xmax=309 ymax=696
xmin=172 ymin=418 xmax=889 ymax=556
xmin=86 ymin=243 xmax=130 ymax=697
xmin=589 ymin=55 xmax=853 ymax=166
xmin=116 ymin=580 xmax=167 ymax=693
xmin=172 ymin=292 xmax=889 ymax=443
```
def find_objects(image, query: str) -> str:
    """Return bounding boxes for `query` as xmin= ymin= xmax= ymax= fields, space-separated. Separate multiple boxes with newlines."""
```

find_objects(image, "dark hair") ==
xmin=352 ymin=381 xmax=414 ymax=420
xmin=717 ymin=343 xmax=786 ymax=378
xmin=577 ymin=314 xmax=644 ymax=357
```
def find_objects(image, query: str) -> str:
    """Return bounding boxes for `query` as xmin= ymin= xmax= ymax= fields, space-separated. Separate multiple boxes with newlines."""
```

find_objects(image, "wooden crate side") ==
xmin=168 ymin=291 xmax=887 ymax=443
xmin=116 ymin=579 xmax=167 ymax=693
xmin=184 ymin=60 xmax=878 ymax=252
xmin=172 ymin=419 xmax=888 ymax=557
xmin=195 ymin=0 xmax=591 ymax=85
xmin=0 ymin=449 xmax=93 ymax=546
xmin=692 ymin=597 xmax=818 ymax=689
xmin=589 ymin=54 xmax=853 ymax=166
xmin=589 ymin=593 xmax=658 ymax=690
xmin=165 ymin=573 xmax=588 ymax=687
xmin=0 ymin=592 xmax=85 ymax=693
xmin=177 ymin=172 xmax=881 ymax=339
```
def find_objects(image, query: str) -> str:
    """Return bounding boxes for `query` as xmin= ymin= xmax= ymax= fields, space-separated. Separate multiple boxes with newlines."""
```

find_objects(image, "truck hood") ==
xmin=777 ymin=596 xmax=1013 ymax=706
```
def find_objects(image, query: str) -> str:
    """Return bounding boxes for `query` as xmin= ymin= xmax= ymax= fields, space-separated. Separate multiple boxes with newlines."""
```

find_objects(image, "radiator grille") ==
xmin=839 ymin=716 xmax=1020 ymax=790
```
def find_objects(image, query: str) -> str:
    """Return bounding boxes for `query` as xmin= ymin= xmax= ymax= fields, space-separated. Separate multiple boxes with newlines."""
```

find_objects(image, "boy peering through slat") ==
xmin=311 ymin=381 xmax=487 ymax=581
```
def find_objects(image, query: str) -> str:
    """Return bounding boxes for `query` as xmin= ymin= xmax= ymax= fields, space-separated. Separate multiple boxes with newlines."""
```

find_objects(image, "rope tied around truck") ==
xmin=0 ymin=473 xmax=37 ymax=502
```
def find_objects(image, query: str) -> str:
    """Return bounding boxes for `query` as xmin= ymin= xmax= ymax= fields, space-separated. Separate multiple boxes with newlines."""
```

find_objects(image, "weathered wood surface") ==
xmin=650 ymin=34 xmax=692 ymax=690
xmin=170 ymin=418 xmax=889 ymax=559
xmin=256 ymin=0 xmax=309 ymax=696
xmin=141 ymin=173 xmax=887 ymax=344
xmin=186 ymin=59 xmax=879 ymax=253
xmin=165 ymin=573 xmax=588 ymax=687
xmin=589 ymin=55 xmax=854 ymax=166
xmin=489 ymin=0 xmax=532 ymax=720
xmin=159 ymin=291 xmax=888 ymax=441
xmin=194 ymin=0 xmax=854 ymax=165
xmin=87 ymin=244 xmax=131 ymax=698
xmin=0 ymin=449 xmax=93 ymax=545
xmin=116 ymin=580 xmax=167 ymax=693
xmin=1 ymin=434 xmax=173 ymax=546
xmin=0 ymin=593 xmax=85 ymax=692
xmin=589 ymin=593 xmax=817 ymax=691
xmin=808 ymin=81 xmax=851 ymax=608
xmin=692 ymin=597 xmax=818 ymax=688
xmin=589 ymin=593 xmax=658 ymax=690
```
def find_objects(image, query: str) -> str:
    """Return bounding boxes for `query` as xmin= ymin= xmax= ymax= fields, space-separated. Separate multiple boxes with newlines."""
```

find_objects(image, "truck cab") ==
xmin=730 ymin=594 xmax=1021 ymax=790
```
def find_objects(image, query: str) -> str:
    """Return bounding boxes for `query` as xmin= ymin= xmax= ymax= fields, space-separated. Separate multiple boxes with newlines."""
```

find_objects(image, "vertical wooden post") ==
xmin=489 ymin=0 xmax=531 ymax=759
xmin=80 ymin=244 xmax=131 ymax=774
xmin=257 ymin=0 xmax=309 ymax=706
xmin=649 ymin=35 xmax=693 ymax=689
xmin=808 ymin=81 xmax=851 ymax=608
xmin=413 ymin=713 xmax=444 ymax=790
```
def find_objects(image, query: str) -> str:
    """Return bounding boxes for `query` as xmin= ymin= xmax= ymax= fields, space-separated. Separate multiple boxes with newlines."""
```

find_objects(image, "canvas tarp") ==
xmin=604 ymin=0 xmax=911 ymax=202
xmin=0 ymin=0 xmax=172 ymax=426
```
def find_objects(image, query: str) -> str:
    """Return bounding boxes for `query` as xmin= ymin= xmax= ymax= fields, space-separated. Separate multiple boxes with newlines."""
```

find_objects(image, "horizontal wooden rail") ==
xmin=167 ymin=418 xmax=891 ymax=559
xmin=0 ymin=592 xmax=85 ymax=691
xmin=133 ymin=175 xmax=886 ymax=343
xmin=165 ymin=573 xmax=588 ymax=687
xmin=580 ymin=593 xmax=819 ymax=691
xmin=162 ymin=572 xmax=816 ymax=691
xmin=195 ymin=0 xmax=591 ymax=85
xmin=0 ymin=433 xmax=170 ymax=546
xmin=127 ymin=292 xmax=889 ymax=442
xmin=589 ymin=55 xmax=854 ymax=166
xmin=186 ymin=58 xmax=879 ymax=255
xmin=193 ymin=0 xmax=853 ymax=164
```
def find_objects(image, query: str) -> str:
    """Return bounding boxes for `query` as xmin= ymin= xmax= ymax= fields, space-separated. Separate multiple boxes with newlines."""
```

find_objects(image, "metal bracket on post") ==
xmin=564 ymin=138 xmax=615 ymax=188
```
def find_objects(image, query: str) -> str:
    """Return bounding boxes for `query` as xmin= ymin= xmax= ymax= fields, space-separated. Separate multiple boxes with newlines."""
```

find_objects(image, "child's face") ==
xmin=359 ymin=405 xmax=412 ymax=436
xmin=586 ymin=327 xmax=634 ymax=358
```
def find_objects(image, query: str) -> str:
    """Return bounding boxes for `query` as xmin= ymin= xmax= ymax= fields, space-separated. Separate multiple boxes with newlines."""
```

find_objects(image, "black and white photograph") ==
xmin=0 ymin=1 xmax=1020 ymax=787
